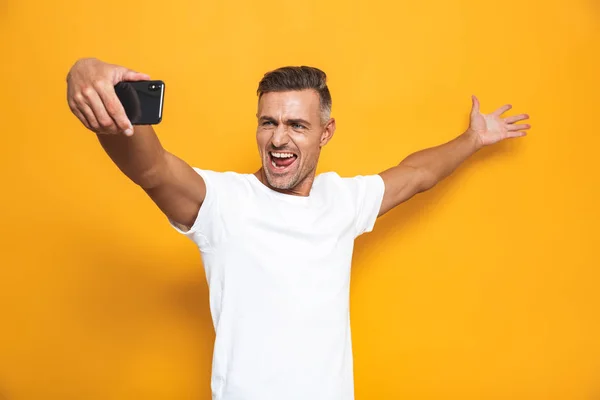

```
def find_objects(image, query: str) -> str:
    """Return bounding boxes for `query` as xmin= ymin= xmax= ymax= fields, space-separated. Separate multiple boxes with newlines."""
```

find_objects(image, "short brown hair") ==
xmin=257 ymin=66 xmax=332 ymax=123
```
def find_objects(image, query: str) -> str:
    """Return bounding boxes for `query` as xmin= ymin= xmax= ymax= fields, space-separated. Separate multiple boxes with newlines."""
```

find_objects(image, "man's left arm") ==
xmin=378 ymin=96 xmax=531 ymax=217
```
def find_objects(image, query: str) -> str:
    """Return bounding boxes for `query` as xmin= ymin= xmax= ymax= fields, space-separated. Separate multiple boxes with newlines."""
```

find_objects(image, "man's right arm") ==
xmin=97 ymin=125 xmax=205 ymax=231
xmin=67 ymin=58 xmax=204 ymax=231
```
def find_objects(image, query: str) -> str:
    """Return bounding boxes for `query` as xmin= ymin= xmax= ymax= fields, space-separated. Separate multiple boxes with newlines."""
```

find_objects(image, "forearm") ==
xmin=401 ymin=129 xmax=482 ymax=190
xmin=96 ymin=125 xmax=168 ymax=188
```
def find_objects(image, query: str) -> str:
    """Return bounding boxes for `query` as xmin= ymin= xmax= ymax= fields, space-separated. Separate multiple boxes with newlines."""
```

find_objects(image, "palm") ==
xmin=469 ymin=96 xmax=530 ymax=147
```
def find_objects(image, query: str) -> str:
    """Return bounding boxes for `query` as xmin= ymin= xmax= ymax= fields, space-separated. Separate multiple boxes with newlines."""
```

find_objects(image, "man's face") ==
xmin=256 ymin=90 xmax=334 ymax=193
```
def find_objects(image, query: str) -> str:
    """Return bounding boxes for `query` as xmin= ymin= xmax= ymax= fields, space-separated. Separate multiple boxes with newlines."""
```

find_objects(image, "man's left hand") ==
xmin=468 ymin=96 xmax=531 ymax=147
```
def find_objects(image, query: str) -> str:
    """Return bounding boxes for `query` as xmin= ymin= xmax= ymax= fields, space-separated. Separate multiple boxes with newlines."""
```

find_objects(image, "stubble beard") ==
xmin=264 ymin=155 xmax=316 ymax=191
xmin=264 ymin=164 xmax=303 ymax=190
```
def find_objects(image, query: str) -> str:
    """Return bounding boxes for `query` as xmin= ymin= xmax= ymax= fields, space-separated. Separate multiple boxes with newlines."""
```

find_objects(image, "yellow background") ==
xmin=1 ymin=0 xmax=599 ymax=398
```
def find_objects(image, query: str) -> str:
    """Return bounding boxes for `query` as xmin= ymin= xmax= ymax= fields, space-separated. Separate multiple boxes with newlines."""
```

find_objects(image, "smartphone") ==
xmin=114 ymin=80 xmax=165 ymax=125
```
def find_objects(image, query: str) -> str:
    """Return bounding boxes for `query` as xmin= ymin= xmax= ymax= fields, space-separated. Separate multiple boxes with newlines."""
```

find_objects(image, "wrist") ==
xmin=464 ymin=129 xmax=484 ymax=152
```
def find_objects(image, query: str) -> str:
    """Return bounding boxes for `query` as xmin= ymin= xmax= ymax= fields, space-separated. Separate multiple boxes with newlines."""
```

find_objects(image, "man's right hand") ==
xmin=66 ymin=58 xmax=150 ymax=136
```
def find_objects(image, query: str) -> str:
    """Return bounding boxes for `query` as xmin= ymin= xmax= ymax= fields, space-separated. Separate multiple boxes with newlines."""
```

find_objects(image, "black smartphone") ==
xmin=114 ymin=80 xmax=165 ymax=125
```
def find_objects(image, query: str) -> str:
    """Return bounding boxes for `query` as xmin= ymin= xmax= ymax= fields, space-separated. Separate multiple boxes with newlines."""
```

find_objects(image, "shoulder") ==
xmin=315 ymin=171 xmax=384 ymax=195
xmin=187 ymin=169 xmax=256 ymax=202
xmin=191 ymin=168 xmax=251 ymax=187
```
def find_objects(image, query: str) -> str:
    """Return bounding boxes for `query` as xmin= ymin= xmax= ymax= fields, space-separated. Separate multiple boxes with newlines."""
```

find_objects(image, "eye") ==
xmin=292 ymin=123 xmax=305 ymax=129
xmin=262 ymin=120 xmax=274 ymax=126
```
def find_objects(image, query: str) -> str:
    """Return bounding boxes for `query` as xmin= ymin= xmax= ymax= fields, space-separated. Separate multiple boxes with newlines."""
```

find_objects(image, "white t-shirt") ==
xmin=170 ymin=169 xmax=385 ymax=400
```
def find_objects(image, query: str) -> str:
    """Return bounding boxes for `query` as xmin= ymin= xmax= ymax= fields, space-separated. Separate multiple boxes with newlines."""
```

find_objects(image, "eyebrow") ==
xmin=258 ymin=116 xmax=277 ymax=123
xmin=258 ymin=116 xmax=312 ymax=128
xmin=287 ymin=118 xmax=311 ymax=128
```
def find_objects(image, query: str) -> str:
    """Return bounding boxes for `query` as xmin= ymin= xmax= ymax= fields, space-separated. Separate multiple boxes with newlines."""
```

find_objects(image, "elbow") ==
xmin=136 ymin=168 xmax=163 ymax=189
xmin=135 ymin=153 xmax=170 ymax=189
xmin=393 ymin=164 xmax=439 ymax=196
xmin=416 ymin=167 xmax=439 ymax=193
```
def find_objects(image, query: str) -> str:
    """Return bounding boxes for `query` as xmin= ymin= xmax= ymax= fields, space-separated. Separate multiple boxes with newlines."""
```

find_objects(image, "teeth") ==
xmin=271 ymin=152 xmax=295 ymax=158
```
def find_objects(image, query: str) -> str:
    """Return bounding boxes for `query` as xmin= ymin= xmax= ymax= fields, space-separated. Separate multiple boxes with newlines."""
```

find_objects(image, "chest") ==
xmin=204 ymin=193 xmax=357 ymax=316
xmin=232 ymin=195 xmax=354 ymax=255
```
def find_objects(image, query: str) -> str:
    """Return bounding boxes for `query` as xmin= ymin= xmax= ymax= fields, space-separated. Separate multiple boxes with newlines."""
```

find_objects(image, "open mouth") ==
xmin=269 ymin=151 xmax=298 ymax=172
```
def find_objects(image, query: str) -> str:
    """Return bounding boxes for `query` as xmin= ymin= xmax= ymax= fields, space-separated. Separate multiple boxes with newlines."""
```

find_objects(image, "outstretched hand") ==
xmin=67 ymin=58 xmax=151 ymax=136
xmin=468 ymin=96 xmax=531 ymax=147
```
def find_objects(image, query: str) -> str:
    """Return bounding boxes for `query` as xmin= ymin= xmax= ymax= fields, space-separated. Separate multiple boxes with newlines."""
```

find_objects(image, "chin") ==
xmin=264 ymin=169 xmax=296 ymax=190
xmin=262 ymin=161 xmax=300 ymax=190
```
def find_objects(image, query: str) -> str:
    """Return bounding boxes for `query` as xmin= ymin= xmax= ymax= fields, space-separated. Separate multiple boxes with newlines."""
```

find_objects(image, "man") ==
xmin=66 ymin=58 xmax=530 ymax=400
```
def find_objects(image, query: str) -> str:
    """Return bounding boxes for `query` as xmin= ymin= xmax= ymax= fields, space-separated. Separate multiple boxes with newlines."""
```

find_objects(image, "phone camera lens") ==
xmin=149 ymin=83 xmax=158 ymax=91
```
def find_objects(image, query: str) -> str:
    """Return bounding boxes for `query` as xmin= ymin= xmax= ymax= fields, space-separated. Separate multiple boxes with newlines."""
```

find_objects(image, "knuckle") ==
xmin=98 ymin=117 xmax=113 ymax=128
xmin=73 ymin=92 xmax=85 ymax=104
xmin=118 ymin=121 xmax=130 ymax=130
xmin=104 ymin=101 xmax=119 ymax=116
xmin=92 ymin=79 xmax=106 ymax=91
xmin=81 ymin=86 xmax=95 ymax=98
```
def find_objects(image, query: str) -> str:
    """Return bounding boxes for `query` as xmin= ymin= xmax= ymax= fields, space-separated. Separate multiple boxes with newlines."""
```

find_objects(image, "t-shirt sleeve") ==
xmin=346 ymin=174 xmax=386 ymax=237
xmin=168 ymin=168 xmax=223 ymax=252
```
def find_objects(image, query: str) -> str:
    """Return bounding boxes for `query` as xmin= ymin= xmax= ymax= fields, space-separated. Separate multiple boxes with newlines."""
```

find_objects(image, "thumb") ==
xmin=471 ymin=95 xmax=480 ymax=116
xmin=122 ymin=69 xmax=151 ymax=81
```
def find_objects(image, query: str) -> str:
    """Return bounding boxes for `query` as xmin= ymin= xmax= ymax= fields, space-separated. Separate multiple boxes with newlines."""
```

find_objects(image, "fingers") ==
xmin=493 ymin=104 xmax=512 ymax=117
xmin=96 ymin=81 xmax=133 ymax=135
xmin=505 ymin=113 xmax=531 ymax=136
xmin=70 ymin=105 xmax=92 ymax=130
xmin=70 ymin=82 xmax=132 ymax=135
xmin=507 ymin=131 xmax=527 ymax=138
xmin=505 ymin=114 xmax=529 ymax=124
xmin=507 ymin=123 xmax=531 ymax=131
xmin=70 ymin=88 xmax=102 ymax=132
xmin=123 ymin=70 xmax=151 ymax=81
xmin=68 ymin=97 xmax=91 ymax=130
xmin=81 ymin=86 xmax=119 ymax=133
xmin=79 ymin=102 xmax=100 ymax=131
xmin=471 ymin=95 xmax=480 ymax=115
xmin=66 ymin=60 xmax=144 ymax=135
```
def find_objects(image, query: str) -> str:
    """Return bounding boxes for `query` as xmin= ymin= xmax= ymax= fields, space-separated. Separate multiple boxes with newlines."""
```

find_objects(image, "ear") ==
xmin=319 ymin=118 xmax=336 ymax=147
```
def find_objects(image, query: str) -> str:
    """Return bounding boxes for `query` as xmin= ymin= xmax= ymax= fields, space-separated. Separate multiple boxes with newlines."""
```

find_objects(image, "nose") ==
xmin=271 ymin=124 xmax=290 ymax=148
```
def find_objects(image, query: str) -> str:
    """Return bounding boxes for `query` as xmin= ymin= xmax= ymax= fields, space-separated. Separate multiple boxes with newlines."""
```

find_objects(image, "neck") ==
xmin=254 ymin=168 xmax=315 ymax=197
